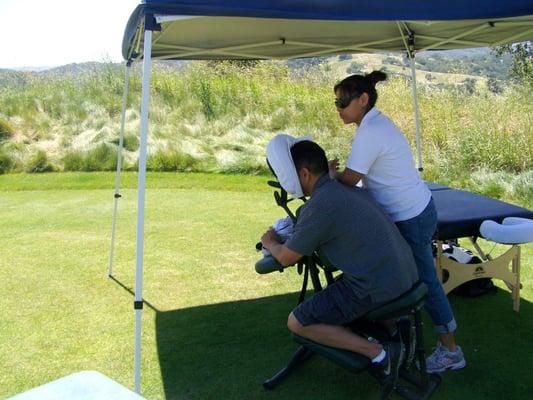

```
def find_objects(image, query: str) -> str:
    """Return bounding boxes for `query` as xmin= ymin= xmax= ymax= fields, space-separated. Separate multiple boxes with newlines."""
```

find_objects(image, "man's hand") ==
xmin=261 ymin=228 xmax=279 ymax=250
xmin=261 ymin=227 xmax=303 ymax=267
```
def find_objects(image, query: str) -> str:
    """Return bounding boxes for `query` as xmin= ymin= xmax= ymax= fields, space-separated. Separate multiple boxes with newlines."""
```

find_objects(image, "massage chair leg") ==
xmin=391 ymin=310 xmax=441 ymax=400
xmin=263 ymin=346 xmax=312 ymax=390
xmin=414 ymin=310 xmax=429 ymax=388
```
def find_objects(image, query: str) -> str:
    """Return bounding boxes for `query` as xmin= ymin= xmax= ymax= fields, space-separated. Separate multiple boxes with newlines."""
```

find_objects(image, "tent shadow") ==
xmin=155 ymin=292 xmax=319 ymax=400
xmin=155 ymin=287 xmax=533 ymax=400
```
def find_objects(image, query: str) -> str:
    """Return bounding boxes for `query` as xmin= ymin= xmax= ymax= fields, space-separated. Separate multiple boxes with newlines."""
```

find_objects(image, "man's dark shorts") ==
xmin=293 ymin=276 xmax=383 ymax=326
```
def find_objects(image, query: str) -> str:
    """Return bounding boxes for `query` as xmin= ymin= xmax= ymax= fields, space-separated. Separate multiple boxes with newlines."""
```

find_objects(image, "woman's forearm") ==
xmin=337 ymin=168 xmax=363 ymax=187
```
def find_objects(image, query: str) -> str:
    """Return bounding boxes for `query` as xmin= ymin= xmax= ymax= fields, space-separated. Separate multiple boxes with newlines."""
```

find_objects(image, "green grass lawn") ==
xmin=0 ymin=172 xmax=531 ymax=399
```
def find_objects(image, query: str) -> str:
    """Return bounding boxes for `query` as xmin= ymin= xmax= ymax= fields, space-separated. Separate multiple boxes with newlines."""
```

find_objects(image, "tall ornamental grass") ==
xmin=0 ymin=61 xmax=531 ymax=202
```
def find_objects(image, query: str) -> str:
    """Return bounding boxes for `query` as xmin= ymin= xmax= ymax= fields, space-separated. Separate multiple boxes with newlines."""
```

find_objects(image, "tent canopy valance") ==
xmin=122 ymin=1 xmax=533 ymax=61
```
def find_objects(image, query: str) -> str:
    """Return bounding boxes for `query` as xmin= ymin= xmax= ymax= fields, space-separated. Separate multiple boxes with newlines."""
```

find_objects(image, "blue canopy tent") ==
xmin=113 ymin=1 xmax=533 ymax=393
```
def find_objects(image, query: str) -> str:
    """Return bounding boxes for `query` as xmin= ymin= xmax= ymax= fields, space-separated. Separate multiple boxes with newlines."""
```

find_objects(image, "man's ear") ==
xmin=298 ymin=167 xmax=310 ymax=183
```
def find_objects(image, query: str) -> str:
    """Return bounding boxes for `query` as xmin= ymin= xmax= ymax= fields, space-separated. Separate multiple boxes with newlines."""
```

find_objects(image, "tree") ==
xmin=494 ymin=41 xmax=533 ymax=86
xmin=287 ymin=56 xmax=328 ymax=69
xmin=346 ymin=61 xmax=364 ymax=74
xmin=384 ymin=56 xmax=402 ymax=66
xmin=462 ymin=78 xmax=477 ymax=94
xmin=338 ymin=54 xmax=352 ymax=61
xmin=487 ymin=77 xmax=503 ymax=94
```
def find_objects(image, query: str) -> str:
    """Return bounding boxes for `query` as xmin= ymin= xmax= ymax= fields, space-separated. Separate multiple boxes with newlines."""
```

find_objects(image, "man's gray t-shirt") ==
xmin=285 ymin=174 xmax=418 ymax=303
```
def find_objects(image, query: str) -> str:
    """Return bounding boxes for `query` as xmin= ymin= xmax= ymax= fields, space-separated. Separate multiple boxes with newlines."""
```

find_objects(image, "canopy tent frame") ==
xmin=111 ymin=27 xmax=427 ymax=393
xmin=127 ymin=19 xmax=533 ymax=61
xmin=123 ymin=15 xmax=533 ymax=60
xmin=111 ymin=2 xmax=533 ymax=394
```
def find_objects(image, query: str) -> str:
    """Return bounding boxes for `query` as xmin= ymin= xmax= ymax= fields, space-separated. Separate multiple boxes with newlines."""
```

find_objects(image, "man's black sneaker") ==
xmin=374 ymin=341 xmax=405 ymax=399
xmin=392 ymin=318 xmax=416 ymax=368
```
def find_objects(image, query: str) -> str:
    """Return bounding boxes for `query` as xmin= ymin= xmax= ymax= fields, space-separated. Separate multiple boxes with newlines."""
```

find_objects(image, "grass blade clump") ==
xmin=62 ymin=144 xmax=118 ymax=172
xmin=0 ymin=118 xmax=15 ymax=142
xmin=0 ymin=60 xmax=531 ymax=203
xmin=25 ymin=150 xmax=55 ymax=173
xmin=82 ymin=143 xmax=118 ymax=171
xmin=147 ymin=148 xmax=200 ymax=172
xmin=0 ymin=148 xmax=14 ymax=174
xmin=61 ymin=151 xmax=85 ymax=171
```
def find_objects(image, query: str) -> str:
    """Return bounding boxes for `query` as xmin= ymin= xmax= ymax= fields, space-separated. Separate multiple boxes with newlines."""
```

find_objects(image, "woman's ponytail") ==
xmin=334 ymin=70 xmax=387 ymax=112
xmin=365 ymin=70 xmax=387 ymax=87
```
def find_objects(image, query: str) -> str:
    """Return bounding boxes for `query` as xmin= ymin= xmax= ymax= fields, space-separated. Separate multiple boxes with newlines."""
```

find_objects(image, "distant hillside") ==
xmin=415 ymin=49 xmax=512 ymax=79
xmin=1 ymin=48 xmax=513 ymax=84
xmin=284 ymin=48 xmax=512 ymax=95
xmin=3 ymin=60 xmax=190 ymax=78
xmin=0 ymin=69 xmax=33 ymax=89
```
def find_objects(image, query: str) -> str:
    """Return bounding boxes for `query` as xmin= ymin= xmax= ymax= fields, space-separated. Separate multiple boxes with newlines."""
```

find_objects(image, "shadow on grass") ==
xmin=154 ymin=288 xmax=533 ymax=400
xmin=155 ymin=292 xmax=378 ymax=400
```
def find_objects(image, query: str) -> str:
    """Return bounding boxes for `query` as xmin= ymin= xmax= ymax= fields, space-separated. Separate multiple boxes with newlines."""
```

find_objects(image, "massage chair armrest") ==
xmin=255 ymin=255 xmax=289 ymax=274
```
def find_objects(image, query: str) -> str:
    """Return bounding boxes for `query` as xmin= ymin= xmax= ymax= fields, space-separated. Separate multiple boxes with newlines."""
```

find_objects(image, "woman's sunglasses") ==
xmin=334 ymin=93 xmax=361 ymax=109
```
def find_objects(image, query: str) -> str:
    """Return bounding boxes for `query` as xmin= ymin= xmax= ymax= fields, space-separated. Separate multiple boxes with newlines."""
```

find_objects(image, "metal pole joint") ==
xmin=408 ymin=32 xmax=416 ymax=58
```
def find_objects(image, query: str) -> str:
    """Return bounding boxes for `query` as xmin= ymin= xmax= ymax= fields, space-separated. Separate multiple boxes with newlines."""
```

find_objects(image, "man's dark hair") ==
xmin=290 ymin=141 xmax=328 ymax=175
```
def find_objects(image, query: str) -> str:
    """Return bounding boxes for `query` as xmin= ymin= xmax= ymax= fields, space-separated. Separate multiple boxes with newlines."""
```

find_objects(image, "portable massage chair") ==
xmin=255 ymin=179 xmax=441 ymax=400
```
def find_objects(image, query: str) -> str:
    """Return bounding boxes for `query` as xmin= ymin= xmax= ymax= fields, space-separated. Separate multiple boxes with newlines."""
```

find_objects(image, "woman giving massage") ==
xmin=329 ymin=71 xmax=466 ymax=373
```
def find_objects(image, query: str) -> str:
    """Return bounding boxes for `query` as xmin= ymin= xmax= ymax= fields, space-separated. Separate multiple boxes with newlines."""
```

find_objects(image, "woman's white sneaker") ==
xmin=425 ymin=344 xmax=466 ymax=373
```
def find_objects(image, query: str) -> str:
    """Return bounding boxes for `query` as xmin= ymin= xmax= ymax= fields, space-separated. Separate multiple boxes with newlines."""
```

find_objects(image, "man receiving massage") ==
xmin=261 ymin=139 xmax=418 ymax=381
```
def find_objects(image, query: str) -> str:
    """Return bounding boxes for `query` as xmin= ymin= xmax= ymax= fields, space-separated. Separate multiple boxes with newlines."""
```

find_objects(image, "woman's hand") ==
xmin=328 ymin=158 xmax=340 ymax=179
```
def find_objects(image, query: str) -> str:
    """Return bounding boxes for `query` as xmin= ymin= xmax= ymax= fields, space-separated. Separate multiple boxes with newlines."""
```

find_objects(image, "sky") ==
xmin=0 ymin=0 xmax=140 ymax=69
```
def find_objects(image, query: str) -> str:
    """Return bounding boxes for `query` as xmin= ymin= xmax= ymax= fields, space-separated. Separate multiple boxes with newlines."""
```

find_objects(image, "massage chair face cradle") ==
xmin=257 ymin=179 xmax=441 ymax=399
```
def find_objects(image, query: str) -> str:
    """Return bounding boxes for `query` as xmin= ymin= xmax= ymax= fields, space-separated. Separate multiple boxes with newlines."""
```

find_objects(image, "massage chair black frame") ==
xmin=256 ymin=180 xmax=441 ymax=400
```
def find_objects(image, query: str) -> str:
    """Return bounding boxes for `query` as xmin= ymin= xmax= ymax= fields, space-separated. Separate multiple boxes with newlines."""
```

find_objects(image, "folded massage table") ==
xmin=428 ymin=183 xmax=533 ymax=311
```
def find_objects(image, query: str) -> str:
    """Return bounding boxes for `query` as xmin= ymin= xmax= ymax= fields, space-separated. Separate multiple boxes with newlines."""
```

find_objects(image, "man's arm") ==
xmin=261 ymin=228 xmax=303 ymax=266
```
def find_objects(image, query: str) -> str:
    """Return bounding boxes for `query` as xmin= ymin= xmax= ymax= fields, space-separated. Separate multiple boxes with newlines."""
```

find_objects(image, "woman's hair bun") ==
xmin=365 ymin=70 xmax=387 ymax=86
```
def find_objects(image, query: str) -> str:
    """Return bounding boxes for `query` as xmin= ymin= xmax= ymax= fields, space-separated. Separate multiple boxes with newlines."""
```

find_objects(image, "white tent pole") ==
xmin=108 ymin=62 xmax=131 ymax=278
xmin=407 ymin=33 xmax=423 ymax=171
xmin=134 ymin=26 xmax=153 ymax=395
xmin=410 ymin=55 xmax=423 ymax=171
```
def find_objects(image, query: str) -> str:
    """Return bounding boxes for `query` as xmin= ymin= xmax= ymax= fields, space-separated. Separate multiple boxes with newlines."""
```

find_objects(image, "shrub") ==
xmin=83 ymin=143 xmax=118 ymax=171
xmin=196 ymin=80 xmax=215 ymax=121
xmin=0 ymin=118 xmax=14 ymax=142
xmin=111 ymin=134 xmax=139 ymax=152
xmin=219 ymin=154 xmax=270 ymax=175
xmin=0 ymin=148 xmax=14 ymax=174
xmin=62 ymin=151 xmax=85 ymax=171
xmin=346 ymin=61 xmax=364 ymax=74
xmin=147 ymin=149 xmax=200 ymax=172
xmin=25 ymin=150 xmax=55 ymax=173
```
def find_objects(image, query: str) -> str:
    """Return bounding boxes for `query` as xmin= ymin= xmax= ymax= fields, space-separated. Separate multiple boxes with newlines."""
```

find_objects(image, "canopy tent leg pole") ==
xmin=407 ymin=34 xmax=423 ymax=171
xmin=108 ymin=61 xmax=131 ymax=278
xmin=409 ymin=54 xmax=423 ymax=171
xmin=134 ymin=26 xmax=153 ymax=395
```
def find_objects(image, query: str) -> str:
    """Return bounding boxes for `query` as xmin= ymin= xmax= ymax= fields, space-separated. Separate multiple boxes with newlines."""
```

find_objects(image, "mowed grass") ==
xmin=0 ymin=172 xmax=532 ymax=400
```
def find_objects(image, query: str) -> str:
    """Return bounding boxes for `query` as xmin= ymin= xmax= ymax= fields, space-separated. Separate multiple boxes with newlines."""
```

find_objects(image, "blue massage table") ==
xmin=428 ymin=183 xmax=533 ymax=311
